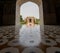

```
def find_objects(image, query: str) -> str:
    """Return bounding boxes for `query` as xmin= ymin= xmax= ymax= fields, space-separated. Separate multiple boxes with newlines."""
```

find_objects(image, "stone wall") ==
xmin=0 ymin=0 xmax=16 ymax=26
xmin=55 ymin=0 xmax=60 ymax=25
xmin=0 ymin=1 xmax=3 ymax=26
xmin=43 ymin=0 xmax=57 ymax=25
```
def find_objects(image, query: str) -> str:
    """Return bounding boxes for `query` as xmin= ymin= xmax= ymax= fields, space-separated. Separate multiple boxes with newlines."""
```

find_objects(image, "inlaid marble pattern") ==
xmin=0 ymin=25 xmax=60 ymax=53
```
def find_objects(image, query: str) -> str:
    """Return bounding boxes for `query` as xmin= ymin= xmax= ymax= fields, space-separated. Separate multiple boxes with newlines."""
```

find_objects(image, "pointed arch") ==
xmin=20 ymin=1 xmax=39 ymax=20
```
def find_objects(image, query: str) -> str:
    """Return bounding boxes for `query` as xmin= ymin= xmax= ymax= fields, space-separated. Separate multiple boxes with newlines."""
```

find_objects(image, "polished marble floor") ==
xmin=0 ymin=25 xmax=60 ymax=53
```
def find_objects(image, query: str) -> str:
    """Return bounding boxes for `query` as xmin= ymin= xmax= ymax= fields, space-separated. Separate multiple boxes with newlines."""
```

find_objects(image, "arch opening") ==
xmin=19 ymin=1 xmax=41 ymax=47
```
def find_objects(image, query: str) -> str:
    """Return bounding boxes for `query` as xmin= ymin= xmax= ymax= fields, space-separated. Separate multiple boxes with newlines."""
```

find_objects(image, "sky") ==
xmin=20 ymin=2 xmax=39 ymax=20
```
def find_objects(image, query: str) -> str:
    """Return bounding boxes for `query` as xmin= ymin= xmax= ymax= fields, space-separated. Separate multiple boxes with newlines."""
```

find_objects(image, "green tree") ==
xmin=20 ymin=15 xmax=23 ymax=22
xmin=35 ymin=18 xmax=40 ymax=24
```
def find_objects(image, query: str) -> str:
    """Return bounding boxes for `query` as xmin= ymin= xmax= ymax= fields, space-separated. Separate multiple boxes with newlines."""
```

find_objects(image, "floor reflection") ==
xmin=19 ymin=24 xmax=41 ymax=47
xmin=0 ymin=25 xmax=60 ymax=53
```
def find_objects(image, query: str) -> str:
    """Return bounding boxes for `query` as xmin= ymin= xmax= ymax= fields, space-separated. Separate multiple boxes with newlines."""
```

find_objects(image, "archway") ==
xmin=15 ymin=0 xmax=44 ymax=35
